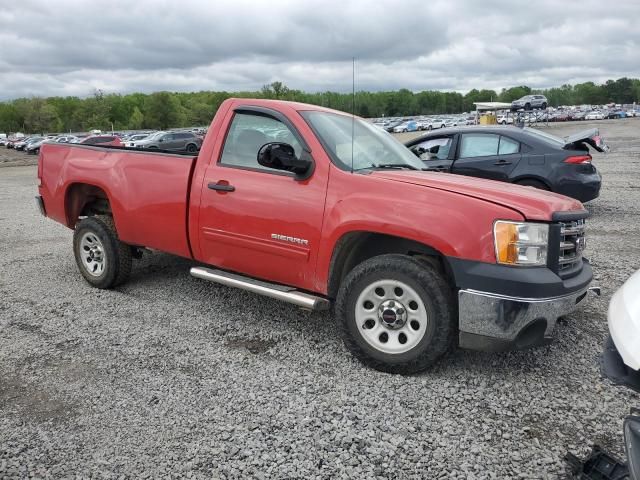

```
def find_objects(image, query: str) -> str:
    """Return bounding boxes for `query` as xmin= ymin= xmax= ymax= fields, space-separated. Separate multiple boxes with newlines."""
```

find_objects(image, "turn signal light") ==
xmin=494 ymin=221 xmax=549 ymax=266
xmin=564 ymin=155 xmax=592 ymax=164
xmin=494 ymin=222 xmax=519 ymax=264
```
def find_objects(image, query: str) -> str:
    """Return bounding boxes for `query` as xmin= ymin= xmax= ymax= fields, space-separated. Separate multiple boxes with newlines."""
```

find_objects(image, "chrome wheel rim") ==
xmin=80 ymin=232 xmax=106 ymax=277
xmin=355 ymin=279 xmax=428 ymax=354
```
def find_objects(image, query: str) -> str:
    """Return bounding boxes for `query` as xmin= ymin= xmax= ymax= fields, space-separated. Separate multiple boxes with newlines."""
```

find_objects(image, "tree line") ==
xmin=1 ymin=78 xmax=638 ymax=134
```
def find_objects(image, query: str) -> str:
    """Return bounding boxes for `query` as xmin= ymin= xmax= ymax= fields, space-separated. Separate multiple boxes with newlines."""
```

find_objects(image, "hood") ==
xmin=370 ymin=170 xmax=586 ymax=221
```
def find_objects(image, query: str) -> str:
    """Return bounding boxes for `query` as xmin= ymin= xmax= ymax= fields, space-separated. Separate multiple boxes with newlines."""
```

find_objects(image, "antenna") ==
xmin=351 ymin=57 xmax=355 ymax=174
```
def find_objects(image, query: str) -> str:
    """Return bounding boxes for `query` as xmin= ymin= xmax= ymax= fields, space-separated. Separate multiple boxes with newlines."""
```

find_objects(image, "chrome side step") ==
xmin=190 ymin=267 xmax=330 ymax=311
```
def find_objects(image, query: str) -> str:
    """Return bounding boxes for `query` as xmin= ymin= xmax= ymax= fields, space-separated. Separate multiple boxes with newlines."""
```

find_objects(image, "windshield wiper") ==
xmin=372 ymin=163 xmax=420 ymax=170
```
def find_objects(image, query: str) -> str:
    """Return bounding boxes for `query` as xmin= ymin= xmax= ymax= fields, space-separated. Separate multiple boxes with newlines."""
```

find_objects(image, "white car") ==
xmin=127 ymin=133 xmax=153 ymax=147
xmin=585 ymin=111 xmax=604 ymax=120
xmin=608 ymin=269 xmax=640 ymax=372
xmin=600 ymin=269 xmax=640 ymax=479
xmin=497 ymin=115 xmax=514 ymax=125
xmin=416 ymin=120 xmax=433 ymax=131
xmin=430 ymin=118 xmax=448 ymax=129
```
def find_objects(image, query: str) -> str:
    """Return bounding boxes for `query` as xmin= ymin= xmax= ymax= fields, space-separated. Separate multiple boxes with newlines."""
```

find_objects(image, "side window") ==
xmin=162 ymin=134 xmax=174 ymax=141
xmin=411 ymin=137 xmax=452 ymax=161
xmin=459 ymin=134 xmax=499 ymax=158
xmin=220 ymin=112 xmax=302 ymax=170
xmin=498 ymin=136 xmax=519 ymax=155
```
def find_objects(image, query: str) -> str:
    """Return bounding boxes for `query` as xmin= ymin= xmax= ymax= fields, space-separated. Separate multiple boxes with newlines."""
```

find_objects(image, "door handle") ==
xmin=493 ymin=160 xmax=512 ymax=166
xmin=208 ymin=182 xmax=235 ymax=192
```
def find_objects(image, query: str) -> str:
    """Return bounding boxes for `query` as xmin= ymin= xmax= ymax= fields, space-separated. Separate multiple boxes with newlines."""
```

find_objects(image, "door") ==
xmin=409 ymin=136 xmax=456 ymax=172
xmin=197 ymin=108 xmax=328 ymax=290
xmin=452 ymin=133 xmax=521 ymax=181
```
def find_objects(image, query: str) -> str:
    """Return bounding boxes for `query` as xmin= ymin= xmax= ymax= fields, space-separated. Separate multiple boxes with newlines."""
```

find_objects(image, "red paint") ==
xmin=38 ymin=98 xmax=586 ymax=295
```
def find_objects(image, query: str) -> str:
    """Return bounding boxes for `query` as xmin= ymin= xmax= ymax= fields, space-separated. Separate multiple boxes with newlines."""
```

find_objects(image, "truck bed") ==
xmin=39 ymin=143 xmax=197 ymax=258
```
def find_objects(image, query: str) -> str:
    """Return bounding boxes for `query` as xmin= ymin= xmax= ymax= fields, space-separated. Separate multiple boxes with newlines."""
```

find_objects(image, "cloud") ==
xmin=0 ymin=0 xmax=638 ymax=99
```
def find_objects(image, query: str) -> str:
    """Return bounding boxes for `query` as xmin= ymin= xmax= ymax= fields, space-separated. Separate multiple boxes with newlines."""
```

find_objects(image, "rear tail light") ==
xmin=564 ymin=155 xmax=592 ymax=164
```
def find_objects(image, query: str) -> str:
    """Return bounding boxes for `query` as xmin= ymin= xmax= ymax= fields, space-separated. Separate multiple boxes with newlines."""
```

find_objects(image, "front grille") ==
xmin=557 ymin=219 xmax=586 ymax=275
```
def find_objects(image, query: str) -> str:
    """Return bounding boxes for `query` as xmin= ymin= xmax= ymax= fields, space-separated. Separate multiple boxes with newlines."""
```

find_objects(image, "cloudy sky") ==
xmin=0 ymin=0 xmax=638 ymax=100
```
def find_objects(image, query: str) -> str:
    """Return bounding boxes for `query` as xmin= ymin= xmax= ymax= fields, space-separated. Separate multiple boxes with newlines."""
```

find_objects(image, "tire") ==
xmin=428 ymin=125 xmax=432 ymax=131
xmin=335 ymin=254 xmax=456 ymax=374
xmin=525 ymin=103 xmax=531 ymax=111
xmin=541 ymin=102 xmax=547 ymax=110
xmin=73 ymin=215 xmax=132 ymax=289
xmin=186 ymin=143 xmax=197 ymax=153
xmin=516 ymin=179 xmax=550 ymax=191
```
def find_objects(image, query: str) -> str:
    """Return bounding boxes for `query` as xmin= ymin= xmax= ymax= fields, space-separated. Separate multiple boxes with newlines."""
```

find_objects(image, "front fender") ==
xmin=314 ymin=169 xmax=524 ymax=293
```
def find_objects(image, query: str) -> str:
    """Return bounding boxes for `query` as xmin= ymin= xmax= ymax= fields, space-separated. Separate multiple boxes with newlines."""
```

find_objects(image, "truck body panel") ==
xmin=39 ymin=144 xmax=196 ymax=258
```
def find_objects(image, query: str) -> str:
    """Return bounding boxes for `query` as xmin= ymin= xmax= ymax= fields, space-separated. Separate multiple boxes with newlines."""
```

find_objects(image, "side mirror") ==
xmin=257 ymin=142 xmax=311 ymax=176
xmin=158 ymin=138 xmax=164 ymax=142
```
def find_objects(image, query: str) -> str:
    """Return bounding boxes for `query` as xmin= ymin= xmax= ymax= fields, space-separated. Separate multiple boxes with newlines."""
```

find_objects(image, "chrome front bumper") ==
xmin=458 ymin=286 xmax=594 ymax=351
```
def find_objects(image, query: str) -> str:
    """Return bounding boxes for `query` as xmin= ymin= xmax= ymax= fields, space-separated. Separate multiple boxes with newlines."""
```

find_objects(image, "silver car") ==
xmin=511 ymin=95 xmax=548 ymax=112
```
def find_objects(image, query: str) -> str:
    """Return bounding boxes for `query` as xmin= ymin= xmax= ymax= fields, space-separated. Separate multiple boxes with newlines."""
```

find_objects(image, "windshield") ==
xmin=301 ymin=111 xmax=424 ymax=171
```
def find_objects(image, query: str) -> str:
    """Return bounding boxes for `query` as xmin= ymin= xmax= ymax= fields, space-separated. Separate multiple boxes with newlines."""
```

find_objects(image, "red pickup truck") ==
xmin=36 ymin=98 xmax=595 ymax=373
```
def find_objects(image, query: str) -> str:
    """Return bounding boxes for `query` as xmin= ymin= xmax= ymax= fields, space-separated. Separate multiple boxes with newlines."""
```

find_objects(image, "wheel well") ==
xmin=514 ymin=176 xmax=552 ymax=190
xmin=65 ymin=183 xmax=112 ymax=227
xmin=327 ymin=232 xmax=453 ymax=299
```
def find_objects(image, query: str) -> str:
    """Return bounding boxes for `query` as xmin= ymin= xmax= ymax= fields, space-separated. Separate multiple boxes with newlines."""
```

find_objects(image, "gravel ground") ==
xmin=1 ymin=119 xmax=639 ymax=479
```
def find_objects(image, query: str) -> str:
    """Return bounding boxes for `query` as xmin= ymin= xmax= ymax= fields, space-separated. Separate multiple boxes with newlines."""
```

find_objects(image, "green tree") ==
xmin=128 ymin=106 xmax=144 ymax=130
xmin=144 ymin=92 xmax=185 ymax=129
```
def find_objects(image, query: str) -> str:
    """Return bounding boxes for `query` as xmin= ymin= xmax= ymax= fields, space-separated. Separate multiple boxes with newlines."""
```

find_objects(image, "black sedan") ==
xmin=404 ymin=126 xmax=608 ymax=203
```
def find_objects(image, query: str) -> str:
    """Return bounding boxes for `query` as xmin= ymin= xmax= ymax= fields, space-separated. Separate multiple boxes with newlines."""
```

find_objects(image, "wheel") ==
xmin=516 ymin=179 xmax=550 ymax=191
xmin=500 ymin=120 xmax=506 ymax=125
xmin=335 ymin=254 xmax=456 ymax=374
xmin=524 ymin=103 xmax=531 ymax=111
xmin=428 ymin=125 xmax=432 ymax=131
xmin=186 ymin=143 xmax=197 ymax=153
xmin=541 ymin=102 xmax=547 ymax=110
xmin=73 ymin=215 xmax=132 ymax=289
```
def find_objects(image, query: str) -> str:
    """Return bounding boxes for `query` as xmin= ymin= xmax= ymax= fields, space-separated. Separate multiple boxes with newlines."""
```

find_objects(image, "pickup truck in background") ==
xmin=37 ymin=98 xmax=595 ymax=373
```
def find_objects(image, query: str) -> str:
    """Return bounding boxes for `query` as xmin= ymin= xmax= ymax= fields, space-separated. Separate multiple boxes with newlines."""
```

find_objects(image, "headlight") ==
xmin=494 ymin=221 xmax=549 ymax=266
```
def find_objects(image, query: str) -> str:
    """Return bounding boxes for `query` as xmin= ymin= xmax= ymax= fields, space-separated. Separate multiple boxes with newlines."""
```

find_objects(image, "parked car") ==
xmin=5 ymin=135 xmax=26 ymax=149
xmin=570 ymin=110 xmax=587 ymax=121
xmin=511 ymin=95 xmax=548 ymax=112
xmin=384 ymin=120 xmax=404 ymax=133
xmin=124 ymin=133 xmax=152 ymax=147
xmin=15 ymin=137 xmax=44 ymax=151
xmin=405 ymin=125 xmax=608 ymax=202
xmin=607 ymin=110 xmax=627 ymax=119
xmin=497 ymin=115 xmax=514 ymax=125
xmin=416 ymin=119 xmax=433 ymax=131
xmin=25 ymin=137 xmax=49 ymax=154
xmin=80 ymin=135 xmax=123 ymax=147
xmin=585 ymin=111 xmax=605 ymax=120
xmin=430 ymin=118 xmax=448 ymax=129
xmin=132 ymin=131 xmax=202 ymax=152
xmin=599 ymin=269 xmax=640 ymax=479
xmin=37 ymin=98 xmax=594 ymax=374
xmin=53 ymin=135 xmax=79 ymax=144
